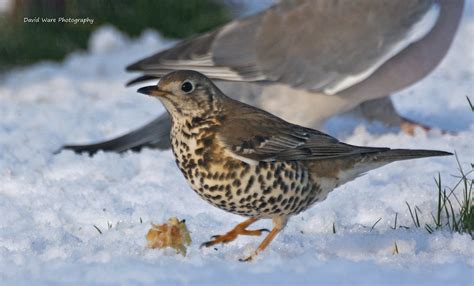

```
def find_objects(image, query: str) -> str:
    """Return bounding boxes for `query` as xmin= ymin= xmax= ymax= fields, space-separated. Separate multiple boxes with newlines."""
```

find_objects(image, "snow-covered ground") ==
xmin=1 ymin=4 xmax=473 ymax=286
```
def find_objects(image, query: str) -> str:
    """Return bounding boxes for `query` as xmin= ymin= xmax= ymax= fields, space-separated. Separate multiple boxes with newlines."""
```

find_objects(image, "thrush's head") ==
xmin=137 ymin=70 xmax=225 ymax=119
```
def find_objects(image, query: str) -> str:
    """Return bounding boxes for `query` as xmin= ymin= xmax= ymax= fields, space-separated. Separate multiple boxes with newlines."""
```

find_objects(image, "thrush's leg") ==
xmin=200 ymin=217 xmax=269 ymax=248
xmin=240 ymin=216 xmax=288 ymax=262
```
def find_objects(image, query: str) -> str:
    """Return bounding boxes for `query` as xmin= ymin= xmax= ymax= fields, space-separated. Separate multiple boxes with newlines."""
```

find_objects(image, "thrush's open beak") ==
xmin=137 ymin=86 xmax=168 ymax=97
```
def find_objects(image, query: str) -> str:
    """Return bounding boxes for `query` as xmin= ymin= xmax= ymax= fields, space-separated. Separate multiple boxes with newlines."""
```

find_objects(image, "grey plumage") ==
xmin=63 ymin=0 xmax=464 ymax=155
xmin=63 ymin=113 xmax=171 ymax=154
xmin=128 ymin=0 xmax=437 ymax=92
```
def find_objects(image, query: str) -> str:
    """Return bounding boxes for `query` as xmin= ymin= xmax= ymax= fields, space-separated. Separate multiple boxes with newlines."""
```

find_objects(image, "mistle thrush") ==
xmin=138 ymin=70 xmax=451 ymax=261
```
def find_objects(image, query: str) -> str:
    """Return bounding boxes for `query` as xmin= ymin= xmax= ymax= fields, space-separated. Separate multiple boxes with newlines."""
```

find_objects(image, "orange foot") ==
xmin=238 ymin=227 xmax=281 ymax=262
xmin=202 ymin=216 xmax=288 ymax=262
xmin=400 ymin=117 xmax=453 ymax=136
xmin=200 ymin=217 xmax=269 ymax=248
xmin=400 ymin=117 xmax=431 ymax=135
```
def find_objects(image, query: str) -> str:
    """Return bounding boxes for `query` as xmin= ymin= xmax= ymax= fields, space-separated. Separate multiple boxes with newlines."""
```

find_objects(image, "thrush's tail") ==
xmin=61 ymin=113 xmax=171 ymax=155
xmin=330 ymin=148 xmax=452 ymax=186
xmin=372 ymin=149 xmax=452 ymax=162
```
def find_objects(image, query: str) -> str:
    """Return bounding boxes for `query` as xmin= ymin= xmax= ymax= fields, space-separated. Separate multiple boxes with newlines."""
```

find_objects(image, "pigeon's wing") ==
xmin=127 ymin=0 xmax=439 ymax=95
xmin=253 ymin=0 xmax=440 ymax=94
xmin=217 ymin=103 xmax=389 ymax=163
xmin=61 ymin=113 xmax=171 ymax=155
xmin=126 ymin=14 xmax=266 ymax=84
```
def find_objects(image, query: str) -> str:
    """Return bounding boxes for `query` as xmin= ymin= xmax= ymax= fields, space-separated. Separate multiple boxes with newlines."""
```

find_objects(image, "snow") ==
xmin=1 ymin=6 xmax=474 ymax=286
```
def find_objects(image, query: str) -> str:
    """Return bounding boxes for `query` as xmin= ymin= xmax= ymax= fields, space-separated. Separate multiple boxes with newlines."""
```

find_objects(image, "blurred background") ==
xmin=0 ymin=0 xmax=271 ymax=69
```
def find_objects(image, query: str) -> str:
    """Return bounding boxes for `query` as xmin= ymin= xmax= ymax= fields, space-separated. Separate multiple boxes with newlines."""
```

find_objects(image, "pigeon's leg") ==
xmin=348 ymin=97 xmax=450 ymax=135
xmin=399 ymin=116 xmax=432 ymax=135
xmin=200 ymin=217 xmax=269 ymax=248
xmin=239 ymin=216 xmax=288 ymax=262
xmin=348 ymin=97 xmax=402 ymax=127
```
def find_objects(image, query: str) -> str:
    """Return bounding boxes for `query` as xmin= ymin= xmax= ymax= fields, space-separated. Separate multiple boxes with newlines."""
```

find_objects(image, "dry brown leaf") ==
xmin=146 ymin=217 xmax=191 ymax=256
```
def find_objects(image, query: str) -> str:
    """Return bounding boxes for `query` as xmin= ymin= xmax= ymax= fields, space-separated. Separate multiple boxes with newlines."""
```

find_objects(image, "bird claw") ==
xmin=239 ymin=255 xmax=254 ymax=262
xmin=200 ymin=241 xmax=214 ymax=249
xmin=200 ymin=235 xmax=233 ymax=249
xmin=199 ymin=234 xmax=224 ymax=248
xmin=200 ymin=225 xmax=269 ymax=249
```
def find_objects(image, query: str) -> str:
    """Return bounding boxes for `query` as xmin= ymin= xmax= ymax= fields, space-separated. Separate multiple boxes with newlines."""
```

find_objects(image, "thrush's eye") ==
xmin=181 ymin=81 xmax=194 ymax=93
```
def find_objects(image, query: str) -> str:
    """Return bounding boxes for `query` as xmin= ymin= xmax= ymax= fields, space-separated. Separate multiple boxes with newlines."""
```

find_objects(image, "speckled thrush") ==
xmin=138 ymin=70 xmax=451 ymax=261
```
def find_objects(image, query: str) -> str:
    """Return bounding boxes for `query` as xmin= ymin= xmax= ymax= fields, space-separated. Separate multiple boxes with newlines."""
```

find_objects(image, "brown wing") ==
xmin=217 ymin=102 xmax=388 ymax=162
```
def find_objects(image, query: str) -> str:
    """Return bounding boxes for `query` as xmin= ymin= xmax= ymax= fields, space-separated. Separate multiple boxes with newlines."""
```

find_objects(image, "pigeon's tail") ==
xmin=372 ymin=149 xmax=452 ymax=162
xmin=61 ymin=113 xmax=172 ymax=155
xmin=126 ymin=75 xmax=161 ymax=86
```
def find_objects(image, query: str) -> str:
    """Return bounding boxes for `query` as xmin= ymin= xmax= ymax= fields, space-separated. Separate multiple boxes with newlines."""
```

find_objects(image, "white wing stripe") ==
xmin=323 ymin=3 xmax=441 ymax=95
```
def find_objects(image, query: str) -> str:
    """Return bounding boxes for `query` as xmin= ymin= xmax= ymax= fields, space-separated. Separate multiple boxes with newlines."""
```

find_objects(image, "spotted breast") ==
xmin=169 ymin=115 xmax=327 ymax=219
